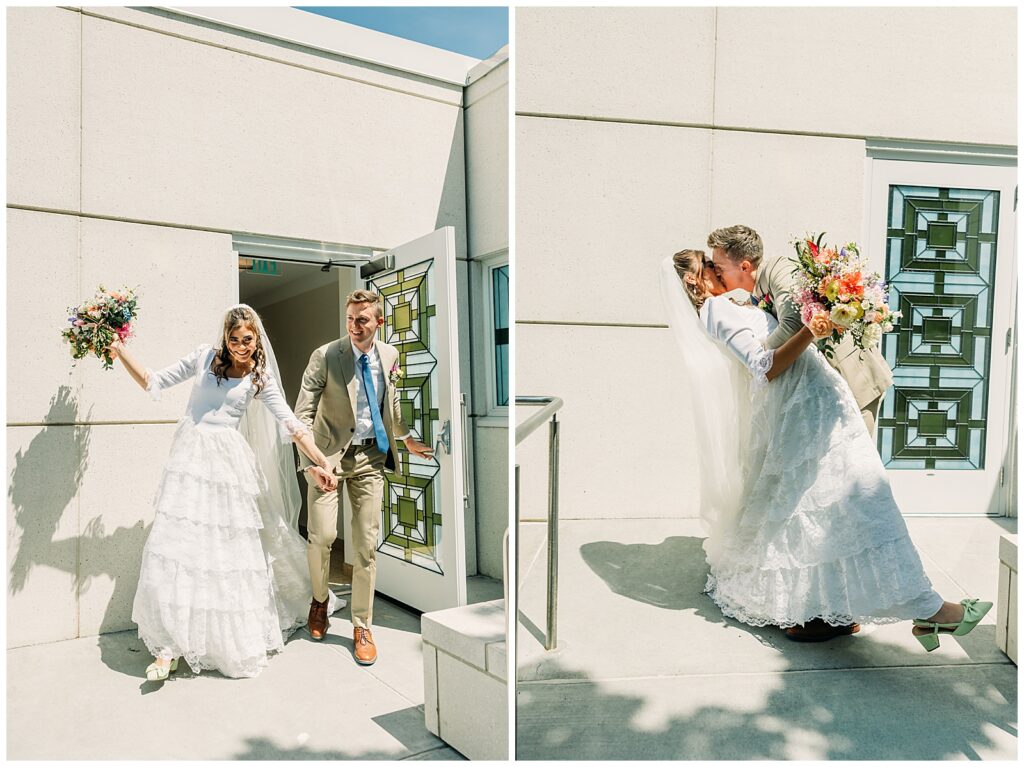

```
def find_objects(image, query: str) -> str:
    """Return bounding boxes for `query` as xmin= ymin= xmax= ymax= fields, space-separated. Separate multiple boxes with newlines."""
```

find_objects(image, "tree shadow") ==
xmin=516 ymin=643 xmax=1018 ymax=760
xmin=516 ymin=533 xmax=1019 ymax=759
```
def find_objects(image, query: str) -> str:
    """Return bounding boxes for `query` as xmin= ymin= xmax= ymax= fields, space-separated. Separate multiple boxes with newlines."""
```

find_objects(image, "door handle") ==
xmin=434 ymin=419 xmax=451 ymax=456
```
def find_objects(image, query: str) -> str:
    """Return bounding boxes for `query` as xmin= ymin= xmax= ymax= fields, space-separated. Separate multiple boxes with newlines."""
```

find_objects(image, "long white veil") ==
xmin=658 ymin=257 xmax=752 ymax=548
xmin=215 ymin=304 xmax=303 ymax=531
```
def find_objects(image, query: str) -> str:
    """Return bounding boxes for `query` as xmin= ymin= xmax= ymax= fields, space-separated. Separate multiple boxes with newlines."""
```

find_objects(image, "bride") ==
xmin=661 ymin=250 xmax=990 ymax=650
xmin=108 ymin=304 xmax=343 ymax=680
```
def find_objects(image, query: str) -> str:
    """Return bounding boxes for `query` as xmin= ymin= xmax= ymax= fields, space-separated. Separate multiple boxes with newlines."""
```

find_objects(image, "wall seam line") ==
xmin=5 ymin=206 xmax=391 ymax=252
xmin=514 ymin=112 xmax=1018 ymax=150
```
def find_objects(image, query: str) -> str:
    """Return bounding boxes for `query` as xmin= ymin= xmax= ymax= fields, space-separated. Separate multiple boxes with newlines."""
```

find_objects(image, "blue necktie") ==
xmin=360 ymin=353 xmax=390 ymax=455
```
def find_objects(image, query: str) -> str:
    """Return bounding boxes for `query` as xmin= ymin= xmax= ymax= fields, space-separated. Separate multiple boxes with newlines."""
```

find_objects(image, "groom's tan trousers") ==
xmin=306 ymin=443 xmax=387 ymax=629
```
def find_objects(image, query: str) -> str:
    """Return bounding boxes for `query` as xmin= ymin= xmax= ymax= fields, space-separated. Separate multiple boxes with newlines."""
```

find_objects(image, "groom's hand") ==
xmin=404 ymin=436 xmax=434 ymax=459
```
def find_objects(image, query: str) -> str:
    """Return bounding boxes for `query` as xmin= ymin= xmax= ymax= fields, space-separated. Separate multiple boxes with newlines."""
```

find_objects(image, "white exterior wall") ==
xmin=465 ymin=52 xmax=510 ymax=579
xmin=7 ymin=6 xmax=483 ymax=646
xmin=516 ymin=7 xmax=1017 ymax=521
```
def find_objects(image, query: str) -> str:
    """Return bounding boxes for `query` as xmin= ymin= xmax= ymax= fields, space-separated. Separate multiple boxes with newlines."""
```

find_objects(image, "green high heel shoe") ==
xmin=912 ymin=598 xmax=993 ymax=652
xmin=145 ymin=657 xmax=179 ymax=682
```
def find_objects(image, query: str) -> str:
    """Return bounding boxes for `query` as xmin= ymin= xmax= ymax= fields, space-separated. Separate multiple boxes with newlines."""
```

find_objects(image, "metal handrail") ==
xmin=515 ymin=395 xmax=562 ymax=651
xmin=515 ymin=395 xmax=564 ymax=445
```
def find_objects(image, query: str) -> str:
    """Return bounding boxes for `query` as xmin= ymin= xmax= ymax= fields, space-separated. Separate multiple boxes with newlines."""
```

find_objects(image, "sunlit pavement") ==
xmin=7 ymin=576 xmax=501 ymax=760
xmin=516 ymin=516 xmax=1017 ymax=760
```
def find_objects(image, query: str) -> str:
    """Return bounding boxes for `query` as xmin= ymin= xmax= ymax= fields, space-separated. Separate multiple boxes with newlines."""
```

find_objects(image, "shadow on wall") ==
xmin=9 ymin=386 xmax=151 ymax=673
xmin=435 ymin=108 xmax=467 ymax=250
xmin=516 ymin=534 xmax=1017 ymax=760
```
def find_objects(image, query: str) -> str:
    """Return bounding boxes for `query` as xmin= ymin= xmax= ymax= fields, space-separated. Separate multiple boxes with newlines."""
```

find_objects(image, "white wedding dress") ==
xmin=131 ymin=344 xmax=342 ymax=678
xmin=698 ymin=296 xmax=943 ymax=627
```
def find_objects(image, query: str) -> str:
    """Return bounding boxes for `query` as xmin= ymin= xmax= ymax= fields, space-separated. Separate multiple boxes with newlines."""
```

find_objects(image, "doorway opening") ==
xmin=238 ymin=255 xmax=358 ymax=584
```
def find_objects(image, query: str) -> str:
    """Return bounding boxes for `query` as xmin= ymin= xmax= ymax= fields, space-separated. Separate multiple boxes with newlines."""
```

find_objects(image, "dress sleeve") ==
xmin=255 ymin=371 xmax=314 ymax=443
xmin=703 ymin=298 xmax=775 ymax=387
xmin=145 ymin=344 xmax=210 ymax=401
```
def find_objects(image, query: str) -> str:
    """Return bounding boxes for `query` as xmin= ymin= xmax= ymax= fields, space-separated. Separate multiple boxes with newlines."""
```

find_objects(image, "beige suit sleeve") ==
xmin=763 ymin=257 xmax=805 ymax=350
xmin=294 ymin=346 xmax=326 ymax=431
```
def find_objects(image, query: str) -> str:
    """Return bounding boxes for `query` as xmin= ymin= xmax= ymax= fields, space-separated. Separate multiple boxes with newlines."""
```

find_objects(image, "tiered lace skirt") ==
xmin=703 ymin=347 xmax=944 ymax=628
xmin=132 ymin=419 xmax=314 ymax=678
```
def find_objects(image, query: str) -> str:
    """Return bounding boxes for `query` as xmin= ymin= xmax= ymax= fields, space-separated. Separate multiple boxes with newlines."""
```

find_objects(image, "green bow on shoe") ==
xmin=912 ymin=598 xmax=993 ymax=652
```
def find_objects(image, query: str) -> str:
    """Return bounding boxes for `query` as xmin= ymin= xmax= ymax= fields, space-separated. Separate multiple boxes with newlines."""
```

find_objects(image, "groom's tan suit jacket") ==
xmin=755 ymin=254 xmax=893 ymax=412
xmin=293 ymin=336 xmax=410 ymax=474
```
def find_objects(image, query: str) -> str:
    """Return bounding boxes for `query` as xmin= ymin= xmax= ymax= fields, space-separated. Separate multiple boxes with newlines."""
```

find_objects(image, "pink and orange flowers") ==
xmin=791 ymin=234 xmax=898 ymax=355
xmin=61 ymin=285 xmax=140 ymax=370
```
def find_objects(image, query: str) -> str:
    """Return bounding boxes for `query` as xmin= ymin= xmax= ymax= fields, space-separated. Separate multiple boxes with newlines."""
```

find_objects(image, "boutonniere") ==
xmin=388 ymin=363 xmax=404 ymax=385
xmin=756 ymin=292 xmax=774 ymax=312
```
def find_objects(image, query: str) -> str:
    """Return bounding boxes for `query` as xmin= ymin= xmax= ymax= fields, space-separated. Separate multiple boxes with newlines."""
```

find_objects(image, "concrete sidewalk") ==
xmin=8 ymin=576 xmax=501 ymax=760
xmin=516 ymin=516 xmax=1018 ymax=760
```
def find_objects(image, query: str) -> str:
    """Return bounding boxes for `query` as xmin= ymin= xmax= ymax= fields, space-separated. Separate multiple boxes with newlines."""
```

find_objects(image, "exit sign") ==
xmin=253 ymin=260 xmax=279 ymax=276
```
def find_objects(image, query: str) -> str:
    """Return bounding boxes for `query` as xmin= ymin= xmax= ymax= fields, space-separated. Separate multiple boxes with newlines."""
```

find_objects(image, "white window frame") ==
xmin=480 ymin=250 xmax=510 ymax=419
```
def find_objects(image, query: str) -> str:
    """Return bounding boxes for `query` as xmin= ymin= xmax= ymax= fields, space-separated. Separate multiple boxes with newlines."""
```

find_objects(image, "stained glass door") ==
xmin=866 ymin=160 xmax=1017 ymax=515
xmin=357 ymin=226 xmax=468 ymax=611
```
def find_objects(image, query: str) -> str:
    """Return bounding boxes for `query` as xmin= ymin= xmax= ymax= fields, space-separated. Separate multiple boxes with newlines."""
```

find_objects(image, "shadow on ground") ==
xmin=515 ymin=534 xmax=1017 ymax=760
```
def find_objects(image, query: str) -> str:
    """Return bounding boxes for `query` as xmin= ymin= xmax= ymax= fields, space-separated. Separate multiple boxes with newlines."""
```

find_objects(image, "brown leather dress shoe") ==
xmin=353 ymin=627 xmax=377 ymax=665
xmin=308 ymin=597 xmax=329 ymax=640
xmin=785 ymin=618 xmax=860 ymax=642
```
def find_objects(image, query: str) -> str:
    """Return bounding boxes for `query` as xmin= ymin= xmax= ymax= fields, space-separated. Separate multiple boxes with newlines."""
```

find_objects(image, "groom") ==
xmin=294 ymin=289 xmax=433 ymax=665
xmin=707 ymin=224 xmax=894 ymax=641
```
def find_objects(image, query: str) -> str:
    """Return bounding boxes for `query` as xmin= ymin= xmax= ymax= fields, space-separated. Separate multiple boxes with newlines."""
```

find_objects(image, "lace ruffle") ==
xmin=144 ymin=370 xmax=162 ymax=401
xmin=705 ymin=536 xmax=943 ymax=628
xmin=277 ymin=417 xmax=313 ymax=444
xmin=750 ymin=347 xmax=774 ymax=388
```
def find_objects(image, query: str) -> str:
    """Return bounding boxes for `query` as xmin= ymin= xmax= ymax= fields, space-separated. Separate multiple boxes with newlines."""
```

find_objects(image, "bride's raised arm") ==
xmin=107 ymin=339 xmax=207 ymax=398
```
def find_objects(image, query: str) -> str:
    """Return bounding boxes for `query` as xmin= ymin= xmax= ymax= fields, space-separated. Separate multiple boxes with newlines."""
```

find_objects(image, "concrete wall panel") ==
xmin=715 ymin=7 xmax=1017 ymax=145
xmin=473 ymin=426 xmax=508 ymax=580
xmin=7 ymin=425 xmax=83 ymax=648
xmin=81 ymin=15 xmax=464 ymax=248
xmin=77 ymin=424 xmax=176 ymax=636
xmin=516 ymin=7 xmax=716 ymax=124
xmin=466 ymin=62 xmax=509 ymax=260
xmin=516 ymin=323 xmax=701 ymax=521
xmin=7 ymin=210 xmax=81 ymax=424
xmin=709 ymin=130 xmax=867 ymax=260
xmin=76 ymin=219 xmax=235 ymax=423
xmin=517 ymin=118 xmax=711 ymax=324
xmin=6 ymin=7 xmax=82 ymax=211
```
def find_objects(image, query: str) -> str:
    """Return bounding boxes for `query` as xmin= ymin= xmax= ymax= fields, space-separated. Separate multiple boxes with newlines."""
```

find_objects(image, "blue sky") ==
xmin=295 ymin=7 xmax=508 ymax=60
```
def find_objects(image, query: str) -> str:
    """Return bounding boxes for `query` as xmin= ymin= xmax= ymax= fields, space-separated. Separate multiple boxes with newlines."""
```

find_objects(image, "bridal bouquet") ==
xmin=790 ymin=233 xmax=899 ymax=355
xmin=62 ymin=286 xmax=140 ymax=370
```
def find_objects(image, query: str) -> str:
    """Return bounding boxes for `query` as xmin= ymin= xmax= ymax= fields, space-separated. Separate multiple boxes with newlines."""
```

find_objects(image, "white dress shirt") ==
xmin=351 ymin=340 xmax=409 ymax=441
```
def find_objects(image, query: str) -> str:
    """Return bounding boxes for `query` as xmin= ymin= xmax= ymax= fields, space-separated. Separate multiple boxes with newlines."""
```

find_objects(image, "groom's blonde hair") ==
xmin=707 ymin=225 xmax=763 ymax=268
xmin=346 ymin=289 xmax=383 ymax=318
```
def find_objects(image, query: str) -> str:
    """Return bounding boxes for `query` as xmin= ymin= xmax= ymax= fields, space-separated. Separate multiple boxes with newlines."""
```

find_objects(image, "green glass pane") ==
xmin=393 ymin=301 xmax=413 ymax=331
xmin=926 ymin=221 xmax=957 ymax=249
xmin=398 ymin=496 xmax=418 ymax=528
xmin=922 ymin=316 xmax=953 ymax=344
xmin=878 ymin=184 xmax=999 ymax=470
xmin=917 ymin=411 xmax=948 ymax=436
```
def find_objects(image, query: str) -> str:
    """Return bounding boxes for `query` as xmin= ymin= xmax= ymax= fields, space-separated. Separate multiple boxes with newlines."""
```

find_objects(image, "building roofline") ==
xmin=161 ymin=6 xmax=482 ymax=86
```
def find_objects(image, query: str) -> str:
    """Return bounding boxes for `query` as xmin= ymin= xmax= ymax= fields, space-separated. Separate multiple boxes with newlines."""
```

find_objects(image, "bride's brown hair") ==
xmin=672 ymin=249 xmax=709 ymax=310
xmin=212 ymin=306 xmax=267 ymax=394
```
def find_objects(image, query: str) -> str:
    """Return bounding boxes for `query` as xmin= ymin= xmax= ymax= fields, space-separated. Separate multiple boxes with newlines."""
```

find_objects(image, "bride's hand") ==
xmin=106 ymin=337 xmax=125 ymax=360
xmin=308 ymin=466 xmax=337 ymax=493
